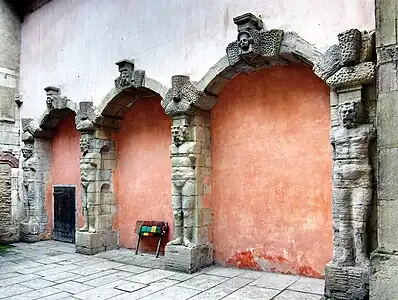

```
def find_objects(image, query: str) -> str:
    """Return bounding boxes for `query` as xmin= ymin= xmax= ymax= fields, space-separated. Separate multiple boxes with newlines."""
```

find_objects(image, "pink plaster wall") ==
xmin=210 ymin=64 xmax=332 ymax=278
xmin=45 ymin=113 xmax=82 ymax=233
xmin=113 ymin=96 xmax=172 ymax=252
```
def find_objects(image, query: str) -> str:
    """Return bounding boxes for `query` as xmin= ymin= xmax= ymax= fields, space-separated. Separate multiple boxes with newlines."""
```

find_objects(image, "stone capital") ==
xmin=161 ymin=76 xmax=217 ymax=116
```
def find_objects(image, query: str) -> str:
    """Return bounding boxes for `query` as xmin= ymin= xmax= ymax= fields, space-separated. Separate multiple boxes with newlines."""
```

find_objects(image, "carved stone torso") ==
xmin=332 ymin=124 xmax=375 ymax=187
xmin=22 ymin=156 xmax=38 ymax=186
xmin=80 ymin=153 xmax=100 ymax=188
xmin=170 ymin=142 xmax=196 ymax=181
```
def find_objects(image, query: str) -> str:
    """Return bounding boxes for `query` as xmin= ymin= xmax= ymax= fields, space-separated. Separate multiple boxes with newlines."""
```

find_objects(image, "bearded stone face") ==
xmin=339 ymin=102 xmax=358 ymax=129
xmin=80 ymin=139 xmax=90 ymax=155
xmin=172 ymin=125 xmax=188 ymax=147
xmin=120 ymin=70 xmax=131 ymax=86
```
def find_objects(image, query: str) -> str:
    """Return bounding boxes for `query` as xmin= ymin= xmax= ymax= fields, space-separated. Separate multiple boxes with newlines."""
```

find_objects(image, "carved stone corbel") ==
xmin=314 ymin=29 xmax=376 ymax=90
xmin=114 ymin=59 xmax=145 ymax=90
xmin=161 ymin=75 xmax=217 ymax=116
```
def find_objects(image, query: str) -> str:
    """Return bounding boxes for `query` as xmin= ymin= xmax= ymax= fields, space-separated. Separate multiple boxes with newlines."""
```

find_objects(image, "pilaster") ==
xmin=370 ymin=1 xmax=398 ymax=299
xmin=314 ymin=29 xmax=377 ymax=300
xmin=75 ymin=102 xmax=119 ymax=255
xmin=161 ymin=76 xmax=216 ymax=273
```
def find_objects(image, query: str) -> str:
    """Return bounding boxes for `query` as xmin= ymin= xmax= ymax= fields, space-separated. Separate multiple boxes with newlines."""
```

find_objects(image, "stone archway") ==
xmin=20 ymin=87 xmax=78 ymax=242
xmin=74 ymin=59 xmax=171 ymax=254
xmin=161 ymin=13 xmax=377 ymax=300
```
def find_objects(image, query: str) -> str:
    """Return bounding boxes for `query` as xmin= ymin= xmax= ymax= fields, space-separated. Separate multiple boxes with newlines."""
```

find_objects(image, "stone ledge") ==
xmin=75 ymin=230 xmax=119 ymax=255
xmin=164 ymin=243 xmax=213 ymax=273
xmin=324 ymin=262 xmax=369 ymax=300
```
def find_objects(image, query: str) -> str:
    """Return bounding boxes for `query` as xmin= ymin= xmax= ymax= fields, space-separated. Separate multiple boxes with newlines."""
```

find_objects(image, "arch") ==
xmin=197 ymin=31 xmax=322 ymax=96
xmin=97 ymin=75 xmax=168 ymax=121
xmin=0 ymin=151 xmax=19 ymax=168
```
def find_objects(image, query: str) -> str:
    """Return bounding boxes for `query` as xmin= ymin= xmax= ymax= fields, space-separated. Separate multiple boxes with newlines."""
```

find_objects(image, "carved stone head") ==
xmin=339 ymin=101 xmax=360 ymax=128
xmin=80 ymin=138 xmax=90 ymax=156
xmin=80 ymin=161 xmax=97 ymax=183
xmin=22 ymin=147 xmax=33 ymax=159
xmin=120 ymin=69 xmax=132 ymax=86
xmin=115 ymin=59 xmax=135 ymax=88
xmin=172 ymin=125 xmax=188 ymax=147
xmin=44 ymin=86 xmax=61 ymax=110
xmin=237 ymin=31 xmax=254 ymax=52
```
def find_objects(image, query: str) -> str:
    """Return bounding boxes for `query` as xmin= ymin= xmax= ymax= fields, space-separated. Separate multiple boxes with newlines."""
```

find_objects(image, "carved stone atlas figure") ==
xmin=79 ymin=148 xmax=99 ymax=233
xmin=22 ymin=145 xmax=37 ymax=218
xmin=167 ymin=124 xmax=197 ymax=247
xmin=331 ymin=100 xmax=375 ymax=267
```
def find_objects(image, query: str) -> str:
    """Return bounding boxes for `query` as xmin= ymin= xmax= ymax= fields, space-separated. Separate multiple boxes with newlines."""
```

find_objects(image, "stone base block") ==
xmin=324 ymin=262 xmax=369 ymax=300
xmin=75 ymin=230 xmax=119 ymax=255
xmin=370 ymin=249 xmax=398 ymax=300
xmin=0 ymin=227 xmax=19 ymax=244
xmin=20 ymin=219 xmax=41 ymax=243
xmin=164 ymin=243 xmax=213 ymax=273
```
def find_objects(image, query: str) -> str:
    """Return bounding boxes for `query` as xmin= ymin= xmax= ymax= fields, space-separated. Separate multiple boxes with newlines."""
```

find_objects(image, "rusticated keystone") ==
xmin=114 ymin=59 xmax=145 ymax=89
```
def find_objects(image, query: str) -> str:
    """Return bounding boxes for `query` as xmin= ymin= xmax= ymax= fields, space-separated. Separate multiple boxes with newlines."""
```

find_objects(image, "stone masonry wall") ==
xmin=370 ymin=1 xmax=398 ymax=299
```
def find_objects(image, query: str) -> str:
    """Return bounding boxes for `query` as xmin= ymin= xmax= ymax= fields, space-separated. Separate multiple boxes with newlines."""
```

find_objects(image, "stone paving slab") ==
xmin=249 ymin=272 xmax=299 ymax=290
xmin=1 ymin=241 xmax=325 ymax=300
xmin=223 ymin=285 xmax=280 ymax=299
xmin=274 ymin=290 xmax=322 ymax=299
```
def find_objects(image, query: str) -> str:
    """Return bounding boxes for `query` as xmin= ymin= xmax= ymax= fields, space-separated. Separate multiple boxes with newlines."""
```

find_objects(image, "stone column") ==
xmin=19 ymin=119 xmax=50 ymax=242
xmin=314 ymin=29 xmax=376 ymax=299
xmin=75 ymin=102 xmax=119 ymax=255
xmin=162 ymin=75 xmax=216 ymax=273
xmin=370 ymin=1 xmax=398 ymax=298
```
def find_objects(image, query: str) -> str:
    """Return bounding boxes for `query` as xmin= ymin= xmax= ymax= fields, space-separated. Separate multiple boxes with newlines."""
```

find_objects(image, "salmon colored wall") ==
xmin=210 ymin=64 xmax=332 ymax=278
xmin=45 ymin=113 xmax=82 ymax=233
xmin=113 ymin=96 xmax=172 ymax=252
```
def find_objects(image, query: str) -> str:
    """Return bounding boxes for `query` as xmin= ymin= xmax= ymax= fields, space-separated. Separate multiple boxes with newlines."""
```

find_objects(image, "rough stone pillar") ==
xmin=161 ymin=75 xmax=216 ymax=273
xmin=19 ymin=119 xmax=50 ymax=242
xmin=75 ymin=102 xmax=119 ymax=255
xmin=314 ymin=29 xmax=377 ymax=299
xmin=0 ymin=152 xmax=19 ymax=243
xmin=370 ymin=1 xmax=398 ymax=298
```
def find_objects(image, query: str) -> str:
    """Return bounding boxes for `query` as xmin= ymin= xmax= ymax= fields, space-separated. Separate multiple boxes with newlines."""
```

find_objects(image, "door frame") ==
xmin=53 ymin=184 xmax=78 ymax=243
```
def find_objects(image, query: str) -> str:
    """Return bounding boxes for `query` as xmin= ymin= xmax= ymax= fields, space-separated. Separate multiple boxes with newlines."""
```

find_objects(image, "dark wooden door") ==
xmin=53 ymin=186 xmax=75 ymax=243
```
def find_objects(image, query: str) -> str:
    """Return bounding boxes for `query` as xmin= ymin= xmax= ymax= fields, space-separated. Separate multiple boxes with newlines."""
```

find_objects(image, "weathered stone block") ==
xmin=370 ymin=250 xmax=398 ymax=300
xmin=377 ymin=91 xmax=398 ymax=148
xmin=378 ymin=147 xmax=398 ymax=201
xmin=164 ymin=243 xmax=213 ymax=273
xmin=75 ymin=230 xmax=119 ymax=255
xmin=324 ymin=263 xmax=369 ymax=299
xmin=377 ymin=200 xmax=398 ymax=251
xmin=377 ymin=62 xmax=398 ymax=93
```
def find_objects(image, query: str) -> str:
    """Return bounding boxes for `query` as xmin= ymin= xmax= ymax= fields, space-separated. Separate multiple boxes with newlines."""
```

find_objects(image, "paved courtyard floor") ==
xmin=0 ymin=241 xmax=324 ymax=299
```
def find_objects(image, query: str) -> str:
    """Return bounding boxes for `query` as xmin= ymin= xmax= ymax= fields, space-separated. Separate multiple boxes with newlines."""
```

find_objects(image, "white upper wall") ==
xmin=20 ymin=0 xmax=375 ymax=119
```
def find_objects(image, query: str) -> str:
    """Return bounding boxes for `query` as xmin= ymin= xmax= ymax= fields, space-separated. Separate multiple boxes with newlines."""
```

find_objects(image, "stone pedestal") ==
xmin=324 ymin=263 xmax=369 ymax=300
xmin=75 ymin=231 xmax=119 ymax=255
xmin=164 ymin=244 xmax=213 ymax=273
